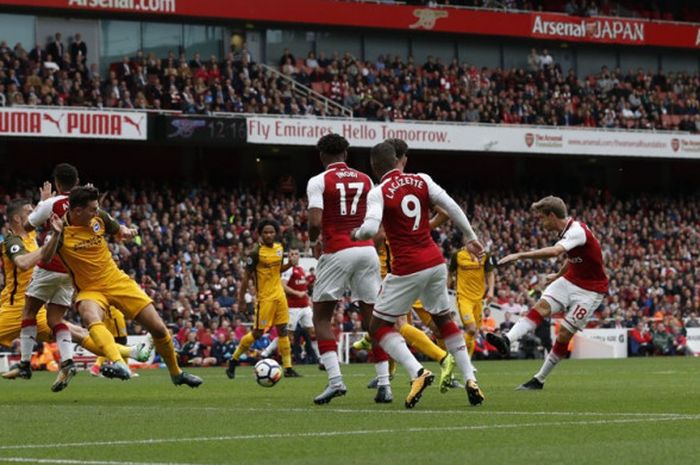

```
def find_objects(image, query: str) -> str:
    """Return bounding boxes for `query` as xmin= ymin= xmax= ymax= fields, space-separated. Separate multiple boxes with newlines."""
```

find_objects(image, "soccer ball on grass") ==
xmin=254 ymin=358 xmax=282 ymax=387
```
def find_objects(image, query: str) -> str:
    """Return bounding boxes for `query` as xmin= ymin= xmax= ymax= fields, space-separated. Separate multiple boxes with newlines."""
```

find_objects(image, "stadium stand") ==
xmin=2 ymin=36 xmax=699 ymax=132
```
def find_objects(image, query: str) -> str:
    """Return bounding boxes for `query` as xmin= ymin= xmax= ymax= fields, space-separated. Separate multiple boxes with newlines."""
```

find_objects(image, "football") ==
xmin=254 ymin=358 xmax=282 ymax=387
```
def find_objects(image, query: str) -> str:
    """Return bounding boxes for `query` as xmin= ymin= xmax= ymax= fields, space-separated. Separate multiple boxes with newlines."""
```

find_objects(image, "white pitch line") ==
xmin=0 ymin=459 xmax=212 ymax=465
xmin=0 ymin=415 xmax=697 ymax=451
xmin=2 ymin=403 xmax=692 ymax=418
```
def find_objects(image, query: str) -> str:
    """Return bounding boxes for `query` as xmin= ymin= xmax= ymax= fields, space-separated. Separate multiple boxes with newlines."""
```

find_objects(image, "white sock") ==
xmin=320 ymin=351 xmax=343 ymax=385
xmin=20 ymin=324 xmax=37 ymax=362
xmin=378 ymin=331 xmax=422 ymax=379
xmin=54 ymin=326 xmax=74 ymax=363
xmin=506 ymin=317 xmax=537 ymax=343
xmin=310 ymin=339 xmax=320 ymax=359
xmin=534 ymin=351 xmax=562 ymax=383
xmin=374 ymin=360 xmax=390 ymax=387
xmin=444 ymin=332 xmax=476 ymax=383
xmin=261 ymin=337 xmax=278 ymax=358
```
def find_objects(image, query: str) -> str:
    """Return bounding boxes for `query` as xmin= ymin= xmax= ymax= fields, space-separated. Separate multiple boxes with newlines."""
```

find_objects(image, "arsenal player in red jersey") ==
xmin=19 ymin=163 xmax=79 ymax=391
xmin=307 ymin=134 xmax=391 ymax=405
xmin=352 ymin=142 xmax=486 ymax=408
xmin=489 ymin=195 xmax=609 ymax=390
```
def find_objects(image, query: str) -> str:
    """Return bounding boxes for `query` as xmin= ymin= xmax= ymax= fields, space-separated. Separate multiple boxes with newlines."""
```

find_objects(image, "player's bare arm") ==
xmin=238 ymin=268 xmax=251 ymax=305
xmin=12 ymin=216 xmax=63 ymax=271
xmin=117 ymin=224 xmax=138 ymax=241
xmin=545 ymin=262 xmax=569 ymax=285
xmin=429 ymin=205 xmax=449 ymax=229
xmin=40 ymin=181 xmax=55 ymax=201
xmin=307 ymin=207 xmax=323 ymax=257
xmin=498 ymin=244 xmax=567 ymax=266
xmin=280 ymin=258 xmax=294 ymax=273
xmin=38 ymin=214 xmax=64 ymax=264
xmin=486 ymin=269 xmax=496 ymax=301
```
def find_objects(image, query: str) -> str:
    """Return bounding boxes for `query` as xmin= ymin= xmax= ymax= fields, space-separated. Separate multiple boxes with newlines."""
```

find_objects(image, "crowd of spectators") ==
xmin=3 ymin=32 xmax=700 ymax=133
xmin=292 ymin=49 xmax=700 ymax=132
xmin=2 ymin=181 xmax=698 ymax=364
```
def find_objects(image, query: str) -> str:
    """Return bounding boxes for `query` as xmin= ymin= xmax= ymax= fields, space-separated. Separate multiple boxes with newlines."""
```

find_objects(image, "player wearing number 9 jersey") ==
xmin=487 ymin=195 xmax=608 ymax=390
xmin=352 ymin=142 xmax=485 ymax=408
xmin=307 ymin=134 xmax=390 ymax=405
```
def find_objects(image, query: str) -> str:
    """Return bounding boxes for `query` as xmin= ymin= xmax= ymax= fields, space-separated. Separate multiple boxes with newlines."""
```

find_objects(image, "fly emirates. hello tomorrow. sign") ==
xmin=246 ymin=116 xmax=700 ymax=159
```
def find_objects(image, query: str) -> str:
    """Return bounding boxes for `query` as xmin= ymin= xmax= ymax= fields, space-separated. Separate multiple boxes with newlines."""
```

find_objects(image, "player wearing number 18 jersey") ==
xmin=352 ymin=142 xmax=485 ymax=408
xmin=307 ymin=134 xmax=389 ymax=405
xmin=488 ymin=196 xmax=608 ymax=390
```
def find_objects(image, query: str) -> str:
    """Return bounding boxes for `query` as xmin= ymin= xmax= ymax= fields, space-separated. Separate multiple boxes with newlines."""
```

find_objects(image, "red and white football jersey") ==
xmin=307 ymin=162 xmax=374 ymax=254
xmin=28 ymin=194 xmax=69 ymax=273
xmin=365 ymin=170 xmax=445 ymax=276
xmin=283 ymin=265 xmax=310 ymax=308
xmin=556 ymin=218 xmax=609 ymax=294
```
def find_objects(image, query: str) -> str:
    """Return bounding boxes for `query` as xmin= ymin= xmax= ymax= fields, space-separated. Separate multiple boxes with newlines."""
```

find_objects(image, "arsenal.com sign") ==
xmin=0 ymin=108 xmax=147 ymax=140
xmin=247 ymin=116 xmax=700 ymax=159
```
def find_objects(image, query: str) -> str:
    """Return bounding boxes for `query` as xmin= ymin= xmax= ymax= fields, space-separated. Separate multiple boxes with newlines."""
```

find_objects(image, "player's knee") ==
xmin=557 ymin=327 xmax=574 ymax=343
xmin=465 ymin=325 xmax=477 ymax=336
xmin=535 ymin=299 xmax=552 ymax=316
xmin=148 ymin=322 xmax=168 ymax=339
xmin=276 ymin=325 xmax=288 ymax=336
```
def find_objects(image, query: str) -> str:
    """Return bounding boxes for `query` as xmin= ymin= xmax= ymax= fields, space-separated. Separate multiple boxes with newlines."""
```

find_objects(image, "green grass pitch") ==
xmin=1 ymin=357 xmax=699 ymax=465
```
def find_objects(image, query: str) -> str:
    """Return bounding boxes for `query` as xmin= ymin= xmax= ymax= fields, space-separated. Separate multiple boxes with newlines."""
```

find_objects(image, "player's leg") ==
xmin=423 ymin=265 xmax=483 ymax=405
xmin=487 ymin=279 xmax=562 ymax=356
xmin=301 ymin=308 xmax=320 ymax=360
xmin=68 ymin=323 xmax=146 ymax=362
xmin=260 ymin=336 xmax=278 ymax=358
xmin=459 ymin=299 xmax=479 ymax=357
xmin=276 ymin=300 xmax=300 ymax=377
xmin=312 ymin=300 xmax=346 ymax=403
xmin=519 ymin=287 xmax=603 ymax=390
xmin=276 ymin=323 xmax=296 ymax=376
xmin=518 ymin=326 xmax=574 ymax=390
xmin=111 ymin=309 xmax=132 ymax=370
xmin=1 ymin=308 xmax=34 ymax=380
xmin=260 ymin=305 xmax=287 ymax=360
xmin=228 ymin=301 xmax=266 ymax=378
xmin=19 ymin=267 xmax=56 ymax=370
xmin=76 ymin=298 xmax=126 ymax=365
xmin=45 ymin=303 xmax=77 ymax=392
xmin=370 ymin=313 xmax=431 ymax=409
xmin=352 ymin=249 xmax=393 ymax=403
xmin=18 ymin=296 xmax=45 ymax=374
xmin=370 ymin=269 xmax=433 ymax=408
xmin=133 ymin=304 xmax=201 ymax=387
xmin=400 ymin=309 xmax=448 ymax=363
xmin=312 ymin=251 xmax=352 ymax=404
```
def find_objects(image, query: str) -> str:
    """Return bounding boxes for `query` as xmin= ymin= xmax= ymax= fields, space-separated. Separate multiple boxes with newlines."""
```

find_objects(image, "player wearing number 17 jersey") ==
xmin=488 ymin=196 xmax=608 ymax=390
xmin=307 ymin=134 xmax=389 ymax=405
xmin=352 ymin=142 xmax=485 ymax=408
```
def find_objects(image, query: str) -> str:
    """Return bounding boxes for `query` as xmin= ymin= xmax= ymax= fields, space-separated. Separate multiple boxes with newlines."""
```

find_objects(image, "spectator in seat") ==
xmin=46 ymin=32 xmax=64 ymax=66
xmin=500 ymin=311 xmax=515 ymax=333
xmin=652 ymin=323 xmax=675 ymax=355
xmin=685 ymin=312 xmax=700 ymax=328
xmin=28 ymin=43 xmax=46 ymax=64
xmin=279 ymin=48 xmax=295 ymax=68
xmin=629 ymin=321 xmax=653 ymax=356
xmin=70 ymin=33 xmax=87 ymax=65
